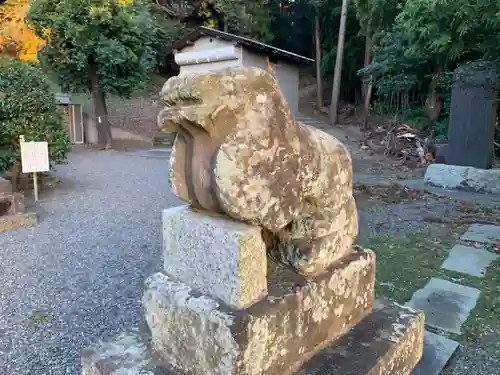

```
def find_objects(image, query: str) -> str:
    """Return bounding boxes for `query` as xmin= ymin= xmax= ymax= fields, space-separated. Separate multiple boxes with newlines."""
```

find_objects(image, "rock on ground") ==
xmin=424 ymin=164 xmax=500 ymax=194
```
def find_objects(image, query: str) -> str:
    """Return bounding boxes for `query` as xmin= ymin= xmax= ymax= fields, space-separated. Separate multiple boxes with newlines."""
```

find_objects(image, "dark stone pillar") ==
xmin=447 ymin=61 xmax=498 ymax=169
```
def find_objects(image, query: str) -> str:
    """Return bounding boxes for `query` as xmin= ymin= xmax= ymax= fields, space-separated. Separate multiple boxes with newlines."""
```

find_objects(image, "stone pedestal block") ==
xmin=162 ymin=205 xmax=268 ymax=309
xmin=143 ymin=249 xmax=376 ymax=375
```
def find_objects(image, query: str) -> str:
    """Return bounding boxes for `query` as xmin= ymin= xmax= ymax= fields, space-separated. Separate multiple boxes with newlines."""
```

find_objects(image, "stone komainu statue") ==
xmin=158 ymin=67 xmax=357 ymax=276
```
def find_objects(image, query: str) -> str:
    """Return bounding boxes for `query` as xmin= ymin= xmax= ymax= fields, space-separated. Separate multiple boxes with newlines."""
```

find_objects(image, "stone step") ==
xmin=296 ymin=118 xmax=322 ymax=124
xmin=406 ymin=278 xmax=481 ymax=335
xmin=82 ymin=300 xmax=424 ymax=375
xmin=129 ymin=148 xmax=171 ymax=160
xmin=297 ymin=299 xmax=424 ymax=375
xmin=152 ymin=132 xmax=176 ymax=147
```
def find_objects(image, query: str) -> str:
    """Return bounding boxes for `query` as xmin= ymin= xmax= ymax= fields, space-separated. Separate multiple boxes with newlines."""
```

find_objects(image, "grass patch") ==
xmin=27 ymin=311 xmax=52 ymax=328
xmin=369 ymin=231 xmax=500 ymax=349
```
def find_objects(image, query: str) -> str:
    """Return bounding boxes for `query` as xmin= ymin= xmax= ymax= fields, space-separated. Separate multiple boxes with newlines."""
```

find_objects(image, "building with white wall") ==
xmin=168 ymin=27 xmax=314 ymax=116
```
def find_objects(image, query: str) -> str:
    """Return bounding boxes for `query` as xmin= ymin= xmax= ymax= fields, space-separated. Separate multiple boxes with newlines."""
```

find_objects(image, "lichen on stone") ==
xmin=157 ymin=66 xmax=358 ymax=277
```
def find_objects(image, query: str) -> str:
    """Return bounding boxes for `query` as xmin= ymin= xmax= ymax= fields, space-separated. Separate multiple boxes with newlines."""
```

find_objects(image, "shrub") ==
xmin=0 ymin=58 xmax=70 ymax=172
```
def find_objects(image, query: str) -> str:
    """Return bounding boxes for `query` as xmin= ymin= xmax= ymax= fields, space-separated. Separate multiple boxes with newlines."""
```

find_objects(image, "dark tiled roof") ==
xmin=168 ymin=26 xmax=314 ymax=66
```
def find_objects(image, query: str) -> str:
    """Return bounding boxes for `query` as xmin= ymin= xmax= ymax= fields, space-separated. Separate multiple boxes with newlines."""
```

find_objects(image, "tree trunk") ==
xmin=424 ymin=64 xmax=443 ymax=127
xmin=314 ymin=13 xmax=323 ymax=110
xmin=329 ymin=0 xmax=349 ymax=125
xmin=361 ymin=34 xmax=372 ymax=100
xmin=361 ymin=33 xmax=373 ymax=129
xmin=89 ymin=62 xmax=113 ymax=149
xmin=361 ymin=82 xmax=373 ymax=129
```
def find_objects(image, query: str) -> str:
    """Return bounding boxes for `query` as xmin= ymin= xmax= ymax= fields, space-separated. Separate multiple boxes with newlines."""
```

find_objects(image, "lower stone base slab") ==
xmin=297 ymin=299 xmax=425 ymax=375
xmin=81 ymin=299 xmax=424 ymax=375
xmin=144 ymin=249 xmax=376 ymax=375
xmin=0 ymin=212 xmax=37 ymax=232
xmin=81 ymin=330 xmax=163 ymax=375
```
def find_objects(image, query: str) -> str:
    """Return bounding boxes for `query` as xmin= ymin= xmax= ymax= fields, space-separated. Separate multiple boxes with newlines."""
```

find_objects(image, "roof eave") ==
xmin=168 ymin=27 xmax=314 ymax=66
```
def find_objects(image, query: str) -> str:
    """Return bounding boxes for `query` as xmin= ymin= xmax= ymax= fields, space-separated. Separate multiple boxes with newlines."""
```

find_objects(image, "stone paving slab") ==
xmin=441 ymin=244 xmax=498 ymax=277
xmin=411 ymin=331 xmax=459 ymax=375
xmin=461 ymin=224 xmax=500 ymax=245
xmin=406 ymin=278 xmax=481 ymax=334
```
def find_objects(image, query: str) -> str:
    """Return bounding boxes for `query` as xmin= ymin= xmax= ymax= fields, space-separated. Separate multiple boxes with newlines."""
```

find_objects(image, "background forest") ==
xmin=2 ymin=0 xmax=500 ymax=144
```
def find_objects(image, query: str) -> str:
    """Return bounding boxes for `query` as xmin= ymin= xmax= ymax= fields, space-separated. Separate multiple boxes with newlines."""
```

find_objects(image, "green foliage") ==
xmin=0 ymin=58 xmax=70 ymax=171
xmin=215 ymin=0 xmax=272 ymax=40
xmin=316 ymin=0 xmax=365 ymax=101
xmin=360 ymin=29 xmax=428 ymax=95
xmin=395 ymin=0 xmax=500 ymax=63
xmin=150 ymin=5 xmax=190 ymax=70
xmin=26 ymin=0 xmax=158 ymax=96
xmin=363 ymin=0 xmax=500 ymax=125
xmin=353 ymin=0 xmax=404 ymax=37
xmin=268 ymin=0 xmax=313 ymax=57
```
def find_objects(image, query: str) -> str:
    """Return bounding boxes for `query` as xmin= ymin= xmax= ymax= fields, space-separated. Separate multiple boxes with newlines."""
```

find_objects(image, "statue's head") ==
xmin=158 ymin=67 xmax=304 ymax=231
xmin=158 ymin=67 xmax=294 ymax=137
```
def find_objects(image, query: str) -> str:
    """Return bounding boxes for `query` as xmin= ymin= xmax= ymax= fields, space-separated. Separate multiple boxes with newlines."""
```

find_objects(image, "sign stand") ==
xmin=33 ymin=172 xmax=39 ymax=201
xmin=19 ymin=135 xmax=50 ymax=202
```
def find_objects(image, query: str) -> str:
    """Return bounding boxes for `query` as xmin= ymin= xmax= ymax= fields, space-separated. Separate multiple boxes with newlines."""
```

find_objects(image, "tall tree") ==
xmin=329 ymin=0 xmax=348 ymax=124
xmin=27 ymin=0 xmax=157 ymax=149
xmin=314 ymin=11 xmax=322 ymax=109
xmin=0 ymin=0 xmax=43 ymax=61
xmin=154 ymin=0 xmax=272 ymax=40
xmin=268 ymin=0 xmax=313 ymax=57
xmin=353 ymin=0 xmax=403 ymax=126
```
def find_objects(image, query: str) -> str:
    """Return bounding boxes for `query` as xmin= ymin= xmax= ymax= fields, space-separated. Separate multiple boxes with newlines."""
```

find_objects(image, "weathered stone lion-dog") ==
xmin=157 ymin=67 xmax=358 ymax=276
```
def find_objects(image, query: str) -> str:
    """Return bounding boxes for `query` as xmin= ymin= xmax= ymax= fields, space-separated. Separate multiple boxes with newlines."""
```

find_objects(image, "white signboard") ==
xmin=20 ymin=141 xmax=50 ymax=173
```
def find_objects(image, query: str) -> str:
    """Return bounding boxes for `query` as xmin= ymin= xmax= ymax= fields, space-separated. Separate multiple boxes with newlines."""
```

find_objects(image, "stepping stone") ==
xmin=441 ymin=244 xmax=498 ymax=277
xmin=406 ymin=278 xmax=480 ymax=334
xmin=411 ymin=331 xmax=459 ymax=375
xmin=461 ymin=224 xmax=500 ymax=245
xmin=301 ymin=120 xmax=322 ymax=125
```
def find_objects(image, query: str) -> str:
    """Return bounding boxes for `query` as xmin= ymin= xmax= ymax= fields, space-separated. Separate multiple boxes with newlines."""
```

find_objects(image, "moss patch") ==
xmin=27 ymin=311 xmax=52 ymax=328
xmin=369 ymin=231 xmax=500 ymax=350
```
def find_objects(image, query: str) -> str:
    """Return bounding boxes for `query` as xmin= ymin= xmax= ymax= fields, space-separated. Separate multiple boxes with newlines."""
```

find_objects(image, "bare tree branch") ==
xmin=152 ymin=0 xmax=177 ymax=16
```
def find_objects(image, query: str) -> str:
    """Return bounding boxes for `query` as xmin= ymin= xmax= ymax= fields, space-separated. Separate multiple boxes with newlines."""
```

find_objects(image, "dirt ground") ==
xmin=298 ymin=94 xmax=500 ymax=374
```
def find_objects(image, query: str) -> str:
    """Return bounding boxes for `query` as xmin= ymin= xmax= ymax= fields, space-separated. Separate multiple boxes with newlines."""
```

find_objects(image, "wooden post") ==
xmin=33 ymin=172 xmax=39 ymax=201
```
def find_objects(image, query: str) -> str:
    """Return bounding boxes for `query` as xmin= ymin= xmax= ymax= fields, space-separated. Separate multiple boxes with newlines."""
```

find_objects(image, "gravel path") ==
xmin=0 ymin=148 xmax=181 ymax=375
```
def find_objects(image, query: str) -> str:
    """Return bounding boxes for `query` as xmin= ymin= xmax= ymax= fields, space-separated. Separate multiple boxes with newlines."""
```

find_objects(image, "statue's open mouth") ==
xmin=163 ymin=112 xmax=221 ymax=212
xmin=158 ymin=103 xmax=209 ymax=134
